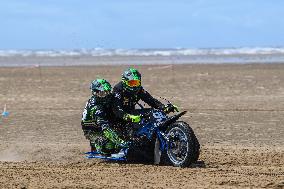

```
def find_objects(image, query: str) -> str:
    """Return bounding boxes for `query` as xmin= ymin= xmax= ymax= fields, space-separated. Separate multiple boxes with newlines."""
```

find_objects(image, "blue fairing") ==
xmin=136 ymin=122 xmax=155 ymax=140
xmin=136 ymin=116 xmax=168 ymax=154
xmin=156 ymin=129 xmax=168 ymax=152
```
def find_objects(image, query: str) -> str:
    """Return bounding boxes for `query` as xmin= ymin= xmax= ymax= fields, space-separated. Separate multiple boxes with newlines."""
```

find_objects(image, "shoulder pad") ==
xmin=88 ymin=97 xmax=97 ymax=107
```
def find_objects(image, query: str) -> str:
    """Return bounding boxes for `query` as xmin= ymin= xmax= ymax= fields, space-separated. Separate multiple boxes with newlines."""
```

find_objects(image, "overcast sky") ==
xmin=0 ymin=0 xmax=284 ymax=49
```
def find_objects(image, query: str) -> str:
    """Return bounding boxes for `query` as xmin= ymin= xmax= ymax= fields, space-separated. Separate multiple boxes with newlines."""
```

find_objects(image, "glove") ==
xmin=164 ymin=104 xmax=179 ymax=113
xmin=123 ymin=114 xmax=141 ymax=123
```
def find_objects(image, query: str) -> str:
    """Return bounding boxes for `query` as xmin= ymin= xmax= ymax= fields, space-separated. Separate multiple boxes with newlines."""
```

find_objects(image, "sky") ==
xmin=0 ymin=0 xmax=284 ymax=49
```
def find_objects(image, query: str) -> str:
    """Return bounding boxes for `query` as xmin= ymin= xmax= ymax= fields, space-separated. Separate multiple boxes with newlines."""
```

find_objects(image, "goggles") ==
xmin=126 ymin=80 xmax=141 ymax=87
xmin=93 ymin=90 xmax=110 ymax=98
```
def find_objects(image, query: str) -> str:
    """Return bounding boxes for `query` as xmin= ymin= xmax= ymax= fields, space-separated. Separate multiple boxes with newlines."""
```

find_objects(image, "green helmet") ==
xmin=90 ymin=79 xmax=112 ymax=99
xmin=122 ymin=68 xmax=142 ymax=92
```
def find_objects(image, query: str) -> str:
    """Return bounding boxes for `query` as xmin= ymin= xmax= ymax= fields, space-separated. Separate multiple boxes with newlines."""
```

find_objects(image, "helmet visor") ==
xmin=93 ymin=90 xmax=110 ymax=98
xmin=126 ymin=80 xmax=141 ymax=87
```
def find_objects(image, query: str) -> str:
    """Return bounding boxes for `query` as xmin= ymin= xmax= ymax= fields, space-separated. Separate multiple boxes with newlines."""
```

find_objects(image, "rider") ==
xmin=81 ymin=79 xmax=127 ymax=155
xmin=112 ymin=68 xmax=179 ymax=124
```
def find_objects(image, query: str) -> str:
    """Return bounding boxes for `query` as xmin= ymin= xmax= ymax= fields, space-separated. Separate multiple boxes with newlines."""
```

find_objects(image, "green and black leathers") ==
xmin=112 ymin=81 xmax=165 ymax=121
xmin=81 ymin=95 xmax=127 ymax=153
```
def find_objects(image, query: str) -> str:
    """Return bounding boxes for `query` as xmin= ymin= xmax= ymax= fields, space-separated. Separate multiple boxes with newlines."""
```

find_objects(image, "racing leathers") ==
xmin=112 ymin=81 xmax=165 ymax=121
xmin=81 ymin=95 xmax=126 ymax=153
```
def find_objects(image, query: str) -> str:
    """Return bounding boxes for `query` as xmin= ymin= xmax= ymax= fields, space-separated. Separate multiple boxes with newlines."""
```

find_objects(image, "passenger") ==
xmin=81 ymin=79 xmax=127 ymax=155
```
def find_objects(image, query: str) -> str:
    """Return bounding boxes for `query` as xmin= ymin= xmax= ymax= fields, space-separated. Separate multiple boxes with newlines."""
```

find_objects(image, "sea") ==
xmin=1 ymin=47 xmax=284 ymax=67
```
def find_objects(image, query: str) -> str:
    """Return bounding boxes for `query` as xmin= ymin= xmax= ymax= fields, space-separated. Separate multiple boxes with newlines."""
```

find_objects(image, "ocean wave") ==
xmin=1 ymin=47 xmax=284 ymax=57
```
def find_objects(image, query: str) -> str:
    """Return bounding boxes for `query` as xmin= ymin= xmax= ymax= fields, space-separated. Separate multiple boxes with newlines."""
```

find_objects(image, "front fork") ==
xmin=156 ymin=129 xmax=169 ymax=152
xmin=154 ymin=129 xmax=169 ymax=165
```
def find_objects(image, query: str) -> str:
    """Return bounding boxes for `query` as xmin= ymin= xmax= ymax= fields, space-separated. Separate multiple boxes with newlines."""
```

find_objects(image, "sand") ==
xmin=0 ymin=63 xmax=284 ymax=188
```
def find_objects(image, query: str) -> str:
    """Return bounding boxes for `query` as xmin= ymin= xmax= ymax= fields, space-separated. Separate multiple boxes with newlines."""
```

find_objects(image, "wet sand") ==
xmin=0 ymin=63 xmax=284 ymax=188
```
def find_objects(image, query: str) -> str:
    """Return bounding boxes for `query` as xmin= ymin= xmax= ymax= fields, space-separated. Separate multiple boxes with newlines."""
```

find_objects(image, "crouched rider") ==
xmin=81 ymin=79 xmax=127 ymax=155
xmin=112 ymin=68 xmax=179 ymax=124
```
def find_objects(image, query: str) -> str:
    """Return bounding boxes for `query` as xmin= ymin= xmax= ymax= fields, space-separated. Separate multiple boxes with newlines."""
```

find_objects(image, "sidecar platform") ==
xmin=85 ymin=151 xmax=126 ymax=161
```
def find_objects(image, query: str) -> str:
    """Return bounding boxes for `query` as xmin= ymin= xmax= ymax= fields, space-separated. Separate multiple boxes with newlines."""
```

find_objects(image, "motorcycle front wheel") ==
xmin=160 ymin=121 xmax=199 ymax=167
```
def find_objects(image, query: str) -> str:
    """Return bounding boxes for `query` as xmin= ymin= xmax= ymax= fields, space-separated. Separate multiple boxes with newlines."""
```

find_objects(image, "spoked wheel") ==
xmin=160 ymin=121 xmax=199 ymax=167
xmin=167 ymin=127 xmax=189 ymax=165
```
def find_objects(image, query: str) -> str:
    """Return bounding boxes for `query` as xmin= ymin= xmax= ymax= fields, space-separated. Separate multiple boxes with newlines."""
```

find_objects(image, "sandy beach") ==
xmin=0 ymin=62 xmax=284 ymax=188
